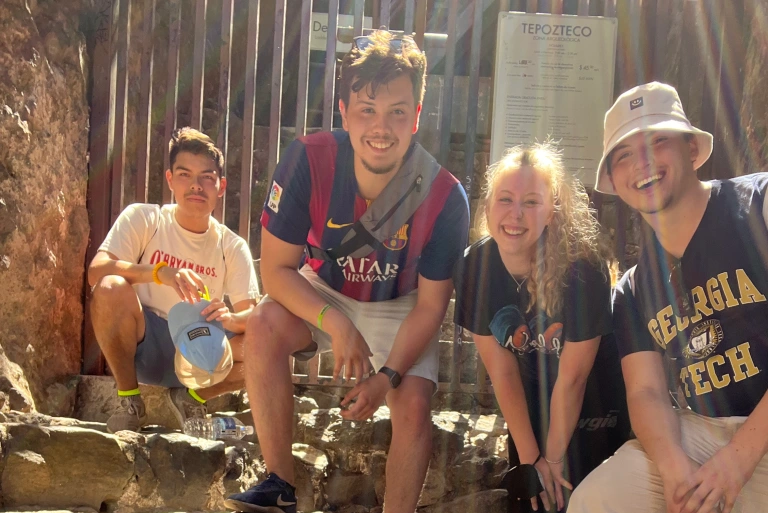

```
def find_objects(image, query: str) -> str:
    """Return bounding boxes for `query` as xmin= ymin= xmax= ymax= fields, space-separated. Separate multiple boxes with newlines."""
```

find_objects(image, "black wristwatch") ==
xmin=378 ymin=366 xmax=402 ymax=389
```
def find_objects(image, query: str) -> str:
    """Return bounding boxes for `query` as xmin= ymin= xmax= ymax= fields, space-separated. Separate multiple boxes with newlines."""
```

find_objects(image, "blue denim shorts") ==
xmin=135 ymin=308 xmax=184 ymax=388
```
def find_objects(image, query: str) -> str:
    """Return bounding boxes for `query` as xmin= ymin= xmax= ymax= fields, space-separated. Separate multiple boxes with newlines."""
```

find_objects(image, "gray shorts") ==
xmin=260 ymin=266 xmax=440 ymax=384
xmin=135 ymin=307 xmax=235 ymax=389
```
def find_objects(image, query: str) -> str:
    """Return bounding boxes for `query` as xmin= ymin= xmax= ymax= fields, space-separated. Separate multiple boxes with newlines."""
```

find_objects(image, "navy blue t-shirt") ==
xmin=614 ymin=173 xmax=768 ymax=417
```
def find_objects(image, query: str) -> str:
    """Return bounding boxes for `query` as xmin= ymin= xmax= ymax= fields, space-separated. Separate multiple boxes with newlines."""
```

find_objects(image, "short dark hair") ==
xmin=606 ymin=132 xmax=695 ymax=176
xmin=338 ymin=30 xmax=427 ymax=108
xmin=168 ymin=127 xmax=225 ymax=176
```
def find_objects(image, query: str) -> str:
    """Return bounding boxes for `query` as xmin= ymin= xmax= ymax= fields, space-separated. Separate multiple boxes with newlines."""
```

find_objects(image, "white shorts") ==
xmin=260 ymin=265 xmax=440 ymax=384
xmin=569 ymin=408 xmax=768 ymax=512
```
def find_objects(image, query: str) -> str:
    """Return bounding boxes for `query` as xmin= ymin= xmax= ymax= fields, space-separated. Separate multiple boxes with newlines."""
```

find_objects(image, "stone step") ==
xmin=1 ymin=406 xmax=509 ymax=513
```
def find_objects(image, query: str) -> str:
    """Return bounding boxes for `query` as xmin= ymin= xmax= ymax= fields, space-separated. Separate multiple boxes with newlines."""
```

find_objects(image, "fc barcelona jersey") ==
xmin=261 ymin=131 xmax=469 ymax=302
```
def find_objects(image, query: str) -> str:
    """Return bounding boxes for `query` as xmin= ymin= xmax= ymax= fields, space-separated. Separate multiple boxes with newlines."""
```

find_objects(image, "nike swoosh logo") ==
xmin=326 ymin=218 xmax=353 ymax=229
xmin=276 ymin=495 xmax=296 ymax=506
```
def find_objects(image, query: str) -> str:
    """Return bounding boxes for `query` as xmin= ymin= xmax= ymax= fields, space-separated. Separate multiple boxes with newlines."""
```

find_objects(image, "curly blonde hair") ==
xmin=481 ymin=141 xmax=611 ymax=317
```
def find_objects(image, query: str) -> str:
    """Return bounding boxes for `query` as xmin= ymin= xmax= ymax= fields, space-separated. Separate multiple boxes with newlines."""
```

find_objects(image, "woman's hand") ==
xmin=544 ymin=455 xmax=573 ymax=511
xmin=532 ymin=456 xmax=558 ymax=511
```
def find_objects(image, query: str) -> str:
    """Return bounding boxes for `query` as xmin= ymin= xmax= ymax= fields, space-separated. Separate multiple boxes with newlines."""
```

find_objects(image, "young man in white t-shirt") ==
xmin=88 ymin=127 xmax=260 ymax=433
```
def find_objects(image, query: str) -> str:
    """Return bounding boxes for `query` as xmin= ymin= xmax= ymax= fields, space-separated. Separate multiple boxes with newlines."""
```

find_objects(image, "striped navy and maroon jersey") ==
xmin=261 ymin=131 xmax=469 ymax=302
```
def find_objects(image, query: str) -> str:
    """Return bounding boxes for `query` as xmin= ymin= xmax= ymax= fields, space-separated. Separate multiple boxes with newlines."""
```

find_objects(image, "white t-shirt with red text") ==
xmin=99 ymin=203 xmax=259 ymax=319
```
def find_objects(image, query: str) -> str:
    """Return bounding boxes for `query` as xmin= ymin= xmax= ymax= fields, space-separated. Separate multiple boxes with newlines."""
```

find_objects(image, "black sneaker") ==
xmin=224 ymin=473 xmax=297 ymax=513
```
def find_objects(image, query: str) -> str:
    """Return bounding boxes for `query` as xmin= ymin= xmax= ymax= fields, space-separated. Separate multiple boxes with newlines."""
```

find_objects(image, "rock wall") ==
xmin=0 ymin=404 xmax=510 ymax=513
xmin=0 ymin=0 xmax=90 ymax=415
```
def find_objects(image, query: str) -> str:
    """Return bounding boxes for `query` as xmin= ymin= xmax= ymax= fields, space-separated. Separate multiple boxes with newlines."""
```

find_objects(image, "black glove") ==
xmin=500 ymin=464 xmax=544 ymax=501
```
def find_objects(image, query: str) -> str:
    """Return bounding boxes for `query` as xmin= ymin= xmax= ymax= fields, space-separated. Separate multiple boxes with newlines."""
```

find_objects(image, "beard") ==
xmin=634 ymin=191 xmax=674 ymax=214
xmin=361 ymin=157 xmax=400 ymax=175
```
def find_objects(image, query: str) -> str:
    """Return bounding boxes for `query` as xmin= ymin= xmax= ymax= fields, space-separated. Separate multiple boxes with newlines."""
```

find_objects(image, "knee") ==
xmin=390 ymin=392 xmax=432 ymax=435
xmin=91 ymin=275 xmax=134 ymax=310
xmin=244 ymin=303 xmax=293 ymax=357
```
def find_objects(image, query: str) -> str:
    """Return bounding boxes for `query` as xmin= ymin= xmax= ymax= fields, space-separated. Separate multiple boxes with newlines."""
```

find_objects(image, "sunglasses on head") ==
xmin=353 ymin=35 xmax=419 ymax=53
xmin=668 ymin=259 xmax=695 ymax=318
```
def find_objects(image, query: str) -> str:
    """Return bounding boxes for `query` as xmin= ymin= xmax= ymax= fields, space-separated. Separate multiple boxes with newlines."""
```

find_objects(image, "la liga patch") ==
xmin=268 ymin=181 xmax=283 ymax=213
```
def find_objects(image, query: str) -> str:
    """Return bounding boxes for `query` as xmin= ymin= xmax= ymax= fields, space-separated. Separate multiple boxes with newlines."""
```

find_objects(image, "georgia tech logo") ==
xmin=382 ymin=224 xmax=409 ymax=251
xmin=683 ymin=319 xmax=723 ymax=359
xmin=326 ymin=218 xmax=353 ymax=229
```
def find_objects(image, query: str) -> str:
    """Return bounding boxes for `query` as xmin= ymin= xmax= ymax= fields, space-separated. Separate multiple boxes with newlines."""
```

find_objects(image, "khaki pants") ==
xmin=568 ymin=409 xmax=768 ymax=513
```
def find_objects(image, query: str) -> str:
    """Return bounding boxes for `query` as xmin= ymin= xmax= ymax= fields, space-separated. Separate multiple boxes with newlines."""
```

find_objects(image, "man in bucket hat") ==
xmin=569 ymin=82 xmax=768 ymax=512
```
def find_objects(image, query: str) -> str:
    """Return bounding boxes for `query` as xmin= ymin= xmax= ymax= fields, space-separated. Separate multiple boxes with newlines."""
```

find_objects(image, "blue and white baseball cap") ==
xmin=167 ymin=300 xmax=233 ymax=390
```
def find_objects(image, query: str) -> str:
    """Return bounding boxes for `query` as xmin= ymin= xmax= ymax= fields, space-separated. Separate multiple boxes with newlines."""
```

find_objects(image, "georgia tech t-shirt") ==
xmin=614 ymin=173 xmax=768 ymax=417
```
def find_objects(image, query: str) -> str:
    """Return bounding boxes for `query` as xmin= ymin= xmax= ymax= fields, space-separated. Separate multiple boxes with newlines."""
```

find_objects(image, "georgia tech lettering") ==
xmin=646 ymin=269 xmax=763 ymax=399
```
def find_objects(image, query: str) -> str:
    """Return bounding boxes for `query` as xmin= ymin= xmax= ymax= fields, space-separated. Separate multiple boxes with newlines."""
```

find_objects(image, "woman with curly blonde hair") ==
xmin=455 ymin=142 xmax=630 ymax=512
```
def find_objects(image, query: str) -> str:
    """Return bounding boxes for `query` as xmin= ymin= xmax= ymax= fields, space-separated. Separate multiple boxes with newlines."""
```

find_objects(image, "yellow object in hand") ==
xmin=198 ymin=285 xmax=210 ymax=301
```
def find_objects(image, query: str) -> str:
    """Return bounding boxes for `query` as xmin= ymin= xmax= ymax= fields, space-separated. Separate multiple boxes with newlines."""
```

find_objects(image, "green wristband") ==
xmin=317 ymin=304 xmax=332 ymax=331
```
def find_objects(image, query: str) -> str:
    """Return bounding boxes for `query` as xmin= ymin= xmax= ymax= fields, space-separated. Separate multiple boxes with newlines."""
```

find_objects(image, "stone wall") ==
xmin=0 ymin=0 xmax=90 ymax=415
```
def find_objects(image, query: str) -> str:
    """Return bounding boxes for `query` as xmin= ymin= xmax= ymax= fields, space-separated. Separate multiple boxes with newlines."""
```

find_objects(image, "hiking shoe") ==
xmin=106 ymin=395 xmax=148 ymax=433
xmin=165 ymin=387 xmax=208 ymax=430
xmin=224 ymin=473 xmax=297 ymax=513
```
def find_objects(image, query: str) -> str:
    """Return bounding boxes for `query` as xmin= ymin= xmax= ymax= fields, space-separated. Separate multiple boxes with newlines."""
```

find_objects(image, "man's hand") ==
xmin=658 ymin=452 xmax=701 ymax=513
xmin=157 ymin=265 xmax=206 ymax=303
xmin=340 ymin=372 xmax=390 ymax=421
xmin=676 ymin=442 xmax=757 ymax=513
xmin=201 ymin=298 xmax=234 ymax=330
xmin=326 ymin=313 xmax=373 ymax=383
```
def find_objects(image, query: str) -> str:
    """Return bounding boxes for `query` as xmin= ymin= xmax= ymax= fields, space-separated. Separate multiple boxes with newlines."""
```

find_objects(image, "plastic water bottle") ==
xmin=183 ymin=417 xmax=254 ymax=440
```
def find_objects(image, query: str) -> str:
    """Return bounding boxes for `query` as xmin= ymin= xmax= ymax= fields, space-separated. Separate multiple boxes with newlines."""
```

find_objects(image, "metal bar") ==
xmin=322 ymin=0 xmax=339 ymax=132
xmin=267 ymin=0 xmax=287 ymax=184
xmin=653 ymin=0 xmax=670 ymax=79
xmin=438 ymin=0 xmax=459 ymax=164
xmin=552 ymin=0 xmax=563 ymax=14
xmin=296 ymin=0 xmax=313 ymax=137
xmin=526 ymin=0 xmax=538 ymax=13
xmin=708 ymin=0 xmax=746 ymax=181
xmin=239 ymin=0 xmax=260 ymax=241
xmin=499 ymin=0 xmax=510 ymax=11
xmin=380 ymin=0 xmax=391 ymax=29
xmin=452 ymin=0 xmax=486 ymax=391
xmin=354 ymin=0 xmax=364 ymax=36
xmin=414 ymin=0 xmax=427 ymax=48
xmin=404 ymin=0 xmax=415 ymax=35
xmin=136 ymin=0 xmax=155 ymax=204
xmin=163 ymin=0 xmax=182 ymax=204
xmin=84 ymin=0 xmax=118 ymax=375
xmin=464 ymin=0 xmax=483 ymax=197
xmin=578 ymin=0 xmax=589 ymax=15
xmin=476 ymin=356 xmax=490 ymax=394
xmin=111 ymin=0 xmax=130 ymax=223
xmin=191 ymin=0 xmax=207 ymax=130
xmin=604 ymin=0 xmax=616 ymax=17
xmin=309 ymin=354 xmax=320 ymax=383
xmin=214 ymin=0 xmax=234 ymax=223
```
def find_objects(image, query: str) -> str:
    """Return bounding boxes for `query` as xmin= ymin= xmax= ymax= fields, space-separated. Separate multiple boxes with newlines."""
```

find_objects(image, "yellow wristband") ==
xmin=317 ymin=304 xmax=332 ymax=331
xmin=152 ymin=261 xmax=169 ymax=285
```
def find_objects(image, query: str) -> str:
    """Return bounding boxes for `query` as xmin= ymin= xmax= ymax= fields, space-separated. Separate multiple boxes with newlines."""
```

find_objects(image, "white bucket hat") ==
xmin=595 ymin=81 xmax=713 ymax=194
